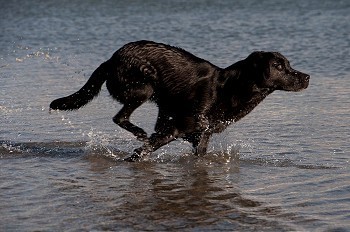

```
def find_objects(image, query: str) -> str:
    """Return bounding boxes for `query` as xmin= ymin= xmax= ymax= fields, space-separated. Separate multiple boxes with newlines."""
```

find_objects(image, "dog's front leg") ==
xmin=192 ymin=132 xmax=211 ymax=156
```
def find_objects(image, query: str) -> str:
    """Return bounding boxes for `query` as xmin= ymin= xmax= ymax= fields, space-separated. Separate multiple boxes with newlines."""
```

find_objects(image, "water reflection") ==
xmin=83 ymin=152 xmax=289 ymax=230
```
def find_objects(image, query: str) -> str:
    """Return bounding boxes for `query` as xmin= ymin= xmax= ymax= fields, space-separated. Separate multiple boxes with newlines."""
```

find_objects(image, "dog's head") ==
xmin=246 ymin=51 xmax=309 ymax=92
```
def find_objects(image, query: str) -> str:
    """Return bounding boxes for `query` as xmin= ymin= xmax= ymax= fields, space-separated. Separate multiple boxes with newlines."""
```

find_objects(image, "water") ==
xmin=1 ymin=0 xmax=349 ymax=231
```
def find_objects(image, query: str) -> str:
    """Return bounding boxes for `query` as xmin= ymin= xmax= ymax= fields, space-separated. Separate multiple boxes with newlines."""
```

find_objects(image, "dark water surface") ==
xmin=1 ymin=0 xmax=349 ymax=231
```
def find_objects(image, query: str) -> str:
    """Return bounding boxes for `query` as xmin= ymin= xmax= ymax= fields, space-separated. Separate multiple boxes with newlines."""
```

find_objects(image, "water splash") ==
xmin=0 ymin=105 xmax=23 ymax=114
xmin=14 ymin=46 xmax=60 ymax=63
xmin=84 ymin=128 xmax=116 ymax=159
xmin=1 ymin=142 xmax=26 ymax=155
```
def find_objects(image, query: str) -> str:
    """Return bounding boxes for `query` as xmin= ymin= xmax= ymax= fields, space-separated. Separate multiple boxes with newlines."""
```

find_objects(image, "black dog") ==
xmin=50 ymin=40 xmax=309 ymax=161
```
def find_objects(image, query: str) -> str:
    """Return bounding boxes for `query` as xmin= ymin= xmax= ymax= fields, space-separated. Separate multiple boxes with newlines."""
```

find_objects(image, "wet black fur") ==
xmin=50 ymin=40 xmax=309 ymax=161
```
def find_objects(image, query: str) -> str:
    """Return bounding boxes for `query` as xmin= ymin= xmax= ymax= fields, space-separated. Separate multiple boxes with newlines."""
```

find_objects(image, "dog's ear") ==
xmin=248 ymin=51 xmax=265 ymax=68
xmin=246 ymin=51 xmax=271 ymax=81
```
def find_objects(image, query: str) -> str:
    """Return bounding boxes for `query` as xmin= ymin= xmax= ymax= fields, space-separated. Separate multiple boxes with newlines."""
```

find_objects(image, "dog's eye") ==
xmin=273 ymin=63 xmax=283 ymax=71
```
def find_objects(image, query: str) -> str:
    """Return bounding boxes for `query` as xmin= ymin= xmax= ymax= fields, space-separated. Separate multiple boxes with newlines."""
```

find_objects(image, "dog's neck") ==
xmin=218 ymin=67 xmax=274 ymax=122
xmin=220 ymin=67 xmax=273 ymax=98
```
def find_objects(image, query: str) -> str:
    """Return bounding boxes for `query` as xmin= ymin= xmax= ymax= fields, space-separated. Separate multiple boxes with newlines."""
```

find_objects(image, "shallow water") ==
xmin=1 ymin=0 xmax=350 ymax=231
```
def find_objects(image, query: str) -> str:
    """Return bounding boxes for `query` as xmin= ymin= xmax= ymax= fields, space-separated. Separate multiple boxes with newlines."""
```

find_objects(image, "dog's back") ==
xmin=108 ymin=41 xmax=219 ymax=102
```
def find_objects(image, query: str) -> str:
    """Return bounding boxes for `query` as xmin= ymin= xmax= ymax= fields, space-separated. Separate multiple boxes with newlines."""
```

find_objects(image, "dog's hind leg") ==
xmin=112 ymin=85 xmax=153 ymax=141
xmin=125 ymin=127 xmax=179 ymax=162
xmin=113 ymin=103 xmax=147 ymax=141
xmin=125 ymin=130 xmax=211 ymax=161
xmin=124 ymin=108 xmax=178 ymax=161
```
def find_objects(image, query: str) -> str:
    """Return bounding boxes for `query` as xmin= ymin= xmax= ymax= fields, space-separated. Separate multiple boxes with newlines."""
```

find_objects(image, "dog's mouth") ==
xmin=292 ymin=73 xmax=310 ymax=92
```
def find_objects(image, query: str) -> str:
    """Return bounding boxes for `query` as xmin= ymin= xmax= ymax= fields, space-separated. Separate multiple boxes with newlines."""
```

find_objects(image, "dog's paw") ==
xmin=124 ymin=154 xmax=142 ymax=162
xmin=134 ymin=129 xmax=148 ymax=142
xmin=124 ymin=146 xmax=152 ymax=162
xmin=136 ymin=134 xmax=149 ymax=142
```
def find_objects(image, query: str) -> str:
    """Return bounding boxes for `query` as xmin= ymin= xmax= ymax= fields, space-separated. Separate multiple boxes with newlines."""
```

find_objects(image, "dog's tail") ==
xmin=50 ymin=60 xmax=112 ymax=111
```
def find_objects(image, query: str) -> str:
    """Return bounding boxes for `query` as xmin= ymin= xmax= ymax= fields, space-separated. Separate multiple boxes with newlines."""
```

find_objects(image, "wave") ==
xmin=0 ymin=140 xmax=87 ymax=157
xmin=0 ymin=140 xmax=338 ymax=170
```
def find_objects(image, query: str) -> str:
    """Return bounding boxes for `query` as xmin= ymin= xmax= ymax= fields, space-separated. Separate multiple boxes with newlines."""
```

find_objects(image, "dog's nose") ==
xmin=298 ymin=72 xmax=310 ymax=81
